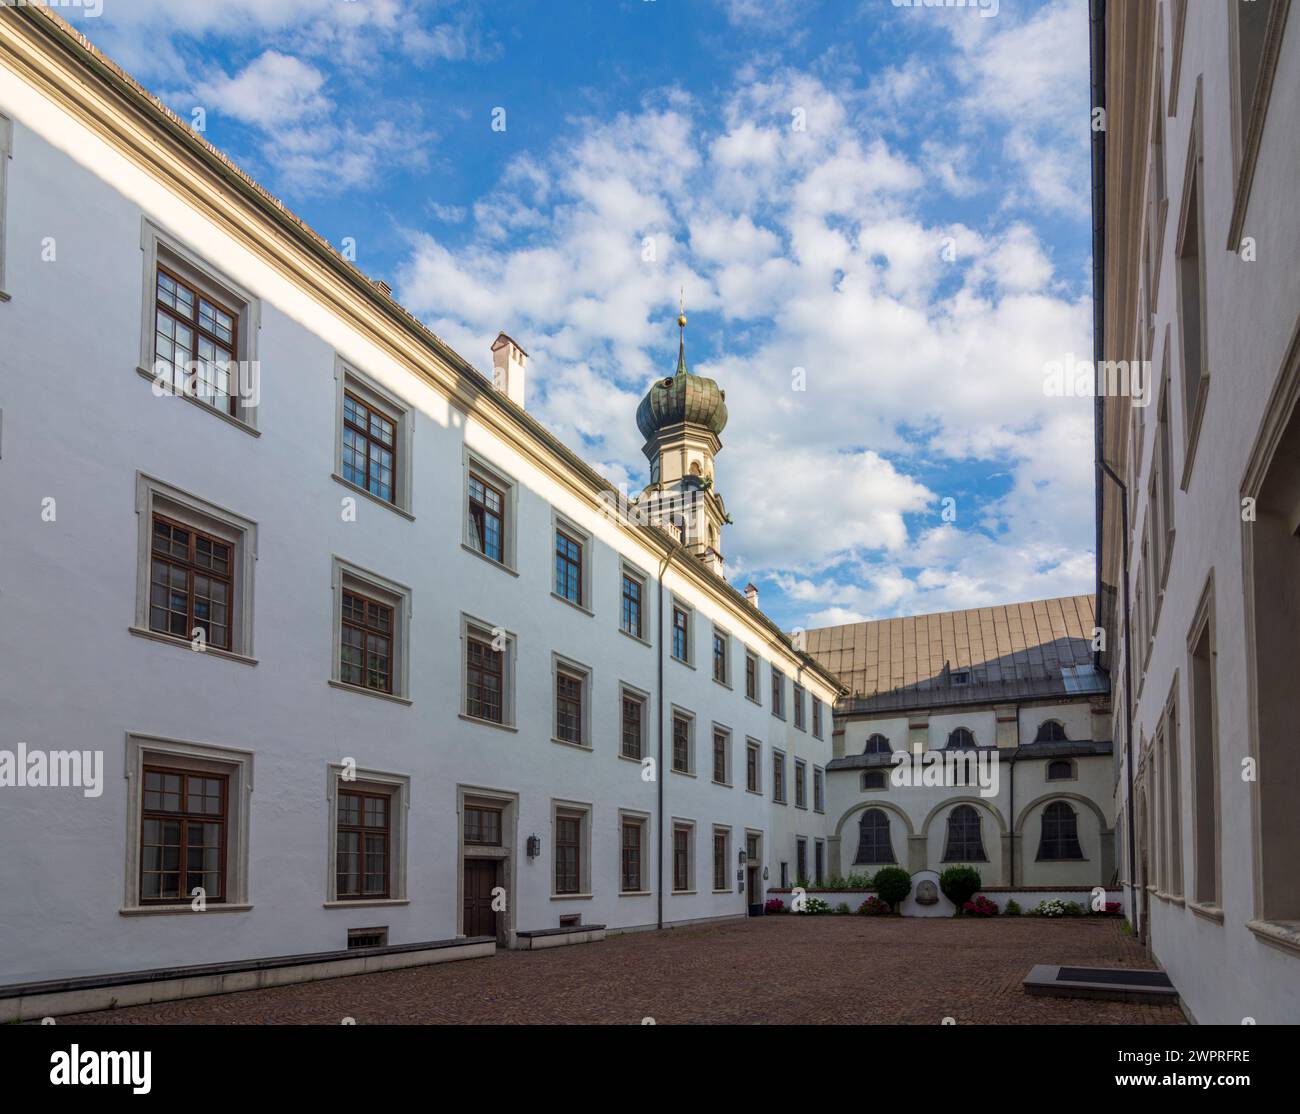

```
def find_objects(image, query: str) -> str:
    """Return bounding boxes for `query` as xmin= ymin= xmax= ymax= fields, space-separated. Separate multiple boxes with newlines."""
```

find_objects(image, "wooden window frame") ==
xmin=339 ymin=588 xmax=395 ymax=695
xmin=745 ymin=740 xmax=761 ymax=793
xmin=139 ymin=764 xmax=229 ymax=905
xmin=620 ymin=568 xmax=644 ymax=640
xmin=554 ymin=809 xmax=585 ymax=896
xmin=671 ymin=710 xmax=693 ymax=774
xmin=148 ymin=512 xmax=235 ymax=652
xmin=712 ymin=628 xmax=729 ymax=685
xmin=1036 ymin=801 xmax=1085 ymax=862
xmin=554 ymin=663 xmax=587 ymax=746
xmin=771 ymin=667 xmax=785 ymax=719
xmin=462 ymin=450 xmax=517 ymax=571
xmin=813 ymin=767 xmax=825 ymax=813
xmin=711 ymin=726 xmax=730 ymax=785
xmin=464 ymin=804 xmax=504 ymax=847
xmin=671 ymin=603 xmax=691 ymax=663
xmin=467 ymin=635 xmax=505 ymax=724
xmin=772 ymin=749 xmax=786 ymax=804
xmin=335 ymin=786 xmax=392 ymax=900
xmin=812 ymin=697 xmax=823 ymax=739
xmin=341 ymin=389 xmax=398 ymax=505
xmin=620 ymin=813 xmax=647 ymax=893
xmin=620 ymin=686 xmax=647 ymax=761
xmin=712 ymin=827 xmax=730 ymax=892
xmin=553 ymin=527 xmax=584 ymax=607
xmin=468 ymin=471 xmax=507 ymax=563
xmin=461 ymin=614 xmax=515 ymax=728
xmin=793 ymin=683 xmax=806 ymax=730
xmin=745 ymin=651 xmax=759 ymax=702
xmin=794 ymin=759 xmax=807 ymax=809
xmin=672 ymin=821 xmax=694 ymax=893
xmin=331 ymin=559 xmax=411 ymax=702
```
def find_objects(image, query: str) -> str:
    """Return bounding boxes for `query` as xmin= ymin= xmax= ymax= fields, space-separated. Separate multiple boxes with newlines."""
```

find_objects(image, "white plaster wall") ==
xmin=0 ymin=63 xmax=836 ymax=983
xmin=1114 ymin=5 xmax=1300 ymax=1024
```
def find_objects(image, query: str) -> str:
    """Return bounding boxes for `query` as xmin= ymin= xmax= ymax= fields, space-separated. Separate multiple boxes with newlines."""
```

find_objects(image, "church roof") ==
xmin=803 ymin=595 xmax=1103 ymax=713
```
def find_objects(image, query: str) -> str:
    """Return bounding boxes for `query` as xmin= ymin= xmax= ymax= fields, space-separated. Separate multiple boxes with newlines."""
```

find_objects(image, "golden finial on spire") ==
xmin=677 ymin=287 xmax=687 ymax=328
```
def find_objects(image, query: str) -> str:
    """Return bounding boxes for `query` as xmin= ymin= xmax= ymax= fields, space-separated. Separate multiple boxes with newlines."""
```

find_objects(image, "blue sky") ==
xmin=71 ymin=0 xmax=1096 ymax=633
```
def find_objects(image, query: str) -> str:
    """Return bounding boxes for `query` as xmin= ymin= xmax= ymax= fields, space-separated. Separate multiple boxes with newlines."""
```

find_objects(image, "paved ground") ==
xmin=60 ymin=915 xmax=1183 ymax=1025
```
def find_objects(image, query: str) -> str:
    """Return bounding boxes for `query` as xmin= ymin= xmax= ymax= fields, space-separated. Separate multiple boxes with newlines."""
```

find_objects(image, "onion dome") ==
xmin=636 ymin=308 xmax=728 ymax=440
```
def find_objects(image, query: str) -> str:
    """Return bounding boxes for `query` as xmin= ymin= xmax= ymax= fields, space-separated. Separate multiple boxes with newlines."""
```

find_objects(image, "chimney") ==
xmin=371 ymin=279 xmax=392 ymax=298
xmin=491 ymin=332 xmax=528 ymax=409
xmin=744 ymin=583 xmax=759 ymax=608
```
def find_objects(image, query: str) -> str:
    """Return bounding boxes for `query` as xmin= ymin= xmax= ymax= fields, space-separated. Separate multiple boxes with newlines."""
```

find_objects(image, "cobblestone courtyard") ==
xmin=60 ymin=915 xmax=1183 ymax=1025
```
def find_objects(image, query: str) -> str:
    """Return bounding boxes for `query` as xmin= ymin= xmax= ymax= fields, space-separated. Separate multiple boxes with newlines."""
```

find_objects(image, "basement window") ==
xmin=347 ymin=927 xmax=388 ymax=950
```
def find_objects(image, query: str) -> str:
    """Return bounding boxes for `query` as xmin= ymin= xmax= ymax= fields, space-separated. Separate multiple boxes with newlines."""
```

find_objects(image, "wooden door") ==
xmin=463 ymin=858 xmax=499 ymax=938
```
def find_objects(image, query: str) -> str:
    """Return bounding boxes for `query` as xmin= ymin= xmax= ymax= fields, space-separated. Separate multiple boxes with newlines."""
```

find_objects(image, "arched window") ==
xmin=1047 ymin=759 xmax=1074 ymax=781
xmin=863 ymin=733 xmax=891 ymax=756
xmin=942 ymin=804 xmax=987 ymax=861
xmin=861 ymin=770 xmax=887 ymax=791
xmin=1037 ymin=801 xmax=1084 ymax=860
xmin=854 ymin=809 xmax=895 ymax=864
xmin=946 ymin=727 xmax=976 ymax=750
xmin=1035 ymin=720 xmax=1069 ymax=743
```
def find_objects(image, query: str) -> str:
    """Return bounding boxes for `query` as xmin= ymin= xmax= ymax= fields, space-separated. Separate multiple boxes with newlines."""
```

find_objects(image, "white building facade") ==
xmin=1097 ymin=0 xmax=1300 ymax=1023
xmin=806 ymin=598 xmax=1116 ymax=899
xmin=0 ymin=9 xmax=840 ymax=995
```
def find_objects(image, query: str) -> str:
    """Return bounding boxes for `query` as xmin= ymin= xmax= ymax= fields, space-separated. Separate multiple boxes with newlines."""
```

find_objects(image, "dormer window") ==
xmin=950 ymin=670 xmax=970 ymax=686
xmin=1035 ymin=720 xmax=1069 ymax=743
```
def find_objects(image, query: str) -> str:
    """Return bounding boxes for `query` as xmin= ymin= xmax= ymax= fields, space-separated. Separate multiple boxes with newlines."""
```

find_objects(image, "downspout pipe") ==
xmin=1088 ymin=0 xmax=1139 ymax=937
xmin=656 ymin=551 xmax=670 ymax=930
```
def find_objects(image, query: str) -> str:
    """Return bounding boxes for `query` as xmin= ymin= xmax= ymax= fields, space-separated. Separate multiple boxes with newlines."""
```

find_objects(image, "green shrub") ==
xmin=835 ymin=902 xmax=851 ymax=915
xmin=844 ymin=872 xmax=876 ymax=889
xmin=871 ymin=866 xmax=911 ymax=912
xmin=939 ymin=866 xmax=983 ymax=912
xmin=1004 ymin=899 xmax=1021 ymax=916
xmin=1064 ymin=901 xmax=1084 ymax=916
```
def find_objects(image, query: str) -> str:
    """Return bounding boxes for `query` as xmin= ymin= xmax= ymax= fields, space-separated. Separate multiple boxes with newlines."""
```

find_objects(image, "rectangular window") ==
xmin=814 ymin=840 xmax=825 ymax=886
xmin=466 ymin=635 xmax=504 ymax=723
xmin=813 ymin=767 xmax=825 ymax=813
xmin=773 ymin=751 xmax=786 ymax=803
xmin=793 ymin=684 xmax=806 ymax=730
xmin=672 ymin=824 xmax=693 ymax=892
xmin=555 ymin=814 xmax=581 ymax=895
xmin=796 ymin=838 xmax=808 ymax=885
xmin=812 ymin=698 xmax=823 ymax=739
xmin=1176 ymin=86 xmax=1208 ymax=473
xmin=336 ymin=788 xmax=389 ymax=899
xmin=140 ymin=766 xmax=228 ymax=903
xmin=468 ymin=472 xmax=505 ymax=562
xmin=554 ymin=664 xmax=587 ymax=746
xmin=464 ymin=806 xmax=502 ymax=846
xmin=672 ymin=605 xmax=690 ymax=662
xmin=672 ymin=713 xmax=692 ymax=773
xmin=1189 ymin=592 xmax=1220 ymax=907
xmin=341 ymin=391 xmax=397 ymax=504
xmin=795 ymin=760 xmax=807 ymax=809
xmin=621 ymin=689 xmax=645 ymax=760
xmin=621 ymin=817 xmax=644 ymax=892
xmin=154 ymin=265 xmax=238 ymax=416
xmin=771 ymin=668 xmax=785 ymax=718
xmin=713 ymin=828 xmax=729 ymax=892
xmin=340 ymin=589 xmax=394 ymax=694
xmin=780 ymin=862 xmax=789 ymax=888
xmin=746 ymin=832 xmax=759 ymax=863
xmin=712 ymin=728 xmax=729 ymax=784
xmin=149 ymin=514 xmax=233 ymax=651
xmin=746 ymin=741 xmax=760 ymax=793
xmin=712 ymin=629 xmax=728 ymax=684
xmin=621 ymin=570 xmax=643 ymax=638
xmin=745 ymin=651 xmax=758 ymax=701
xmin=554 ymin=528 xmax=583 ymax=605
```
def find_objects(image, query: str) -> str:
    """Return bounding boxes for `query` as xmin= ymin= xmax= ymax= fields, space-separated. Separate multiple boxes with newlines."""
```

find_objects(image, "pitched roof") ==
xmin=804 ymin=595 xmax=1103 ymax=713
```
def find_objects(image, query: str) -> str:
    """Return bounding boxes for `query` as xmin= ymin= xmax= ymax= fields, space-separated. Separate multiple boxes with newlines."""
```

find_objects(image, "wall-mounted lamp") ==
xmin=526 ymin=834 xmax=541 ymax=859
xmin=738 ymin=849 xmax=748 ymax=865
xmin=762 ymin=866 xmax=769 ymax=881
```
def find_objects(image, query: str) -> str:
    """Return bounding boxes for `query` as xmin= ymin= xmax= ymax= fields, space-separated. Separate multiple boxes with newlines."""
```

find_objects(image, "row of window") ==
xmin=851 ymin=802 xmax=1085 ymax=867
xmin=859 ymin=758 xmax=1076 ymax=793
xmin=856 ymin=720 xmax=1071 ymax=759
xmin=133 ymin=747 xmax=789 ymax=906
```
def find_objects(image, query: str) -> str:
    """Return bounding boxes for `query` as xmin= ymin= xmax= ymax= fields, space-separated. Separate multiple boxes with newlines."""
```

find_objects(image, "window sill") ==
xmin=120 ymin=903 xmax=252 ymax=917
xmin=328 ymin=679 xmax=412 ymax=705
xmin=745 ymin=695 xmax=761 ymax=706
xmin=774 ymin=799 xmax=787 ymax=807
xmin=772 ymin=713 xmax=787 ymax=723
xmin=617 ymin=751 xmax=645 ymax=765
xmin=712 ymin=780 xmax=733 ymax=789
xmin=1035 ymin=857 xmax=1090 ymax=864
xmin=1246 ymin=918 xmax=1300 ymax=955
xmin=551 ymin=592 xmax=594 ymax=617
xmin=618 ymin=627 xmax=652 ymax=648
xmin=795 ymin=804 xmax=808 ymax=811
xmin=323 ymin=898 xmax=410 ymax=909
xmin=551 ymin=893 xmax=594 ymax=901
xmin=551 ymin=736 xmax=593 ymax=752
xmin=134 ymin=366 xmax=260 ymax=437
xmin=619 ymin=890 xmax=652 ymax=898
xmin=460 ymin=542 xmax=518 ymax=576
xmin=1188 ymin=900 xmax=1224 ymax=924
xmin=712 ymin=888 xmax=732 ymax=895
xmin=0 ymin=289 xmax=10 ymax=302
xmin=459 ymin=712 xmax=518 ymax=733
xmin=671 ymin=654 xmax=695 ymax=670
xmin=712 ymin=677 xmax=732 ymax=690
xmin=670 ymin=767 xmax=696 ymax=778
xmin=1179 ymin=376 xmax=1210 ymax=492
xmin=331 ymin=473 xmax=414 ymax=520
xmin=672 ymin=890 xmax=696 ymax=896
xmin=746 ymin=787 xmax=763 ymax=796
xmin=129 ymin=626 xmax=257 ymax=666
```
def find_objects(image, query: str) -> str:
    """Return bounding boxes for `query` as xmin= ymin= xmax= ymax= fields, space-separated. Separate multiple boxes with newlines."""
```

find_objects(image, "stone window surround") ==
xmin=131 ymin=472 xmax=258 ymax=664
xmin=550 ymin=798 xmax=593 ymax=899
xmin=332 ymin=355 xmax=415 ymax=519
xmin=323 ymin=763 xmax=411 ymax=906
xmin=120 ymin=732 xmax=253 ymax=915
xmin=135 ymin=217 xmax=262 ymax=434
xmin=328 ymin=556 xmax=413 ymax=704
xmin=671 ymin=817 xmax=696 ymax=894
xmin=459 ymin=612 xmax=517 ymax=729
xmin=551 ymin=651 xmax=594 ymax=749
xmin=551 ymin=508 xmax=594 ymax=615
xmin=461 ymin=447 xmax=520 ymax=573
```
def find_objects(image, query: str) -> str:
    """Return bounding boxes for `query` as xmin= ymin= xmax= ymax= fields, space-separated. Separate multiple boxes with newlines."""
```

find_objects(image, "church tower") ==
xmin=635 ymin=303 xmax=729 ymax=576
